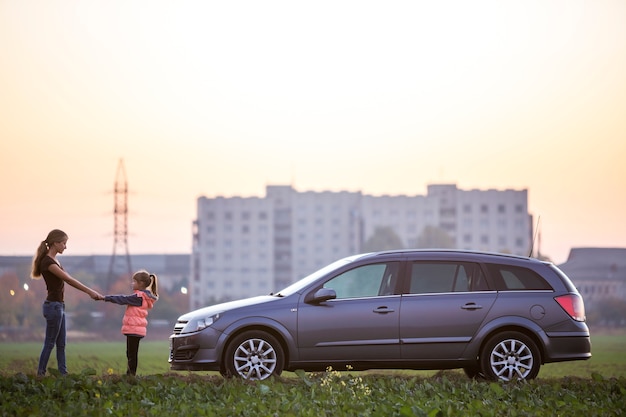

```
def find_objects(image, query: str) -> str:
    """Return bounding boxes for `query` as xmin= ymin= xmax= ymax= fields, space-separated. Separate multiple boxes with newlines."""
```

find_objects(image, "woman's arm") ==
xmin=48 ymin=263 xmax=102 ymax=300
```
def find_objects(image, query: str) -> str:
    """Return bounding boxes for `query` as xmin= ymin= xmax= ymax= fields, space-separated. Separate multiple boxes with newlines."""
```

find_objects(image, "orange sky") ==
xmin=1 ymin=0 xmax=625 ymax=264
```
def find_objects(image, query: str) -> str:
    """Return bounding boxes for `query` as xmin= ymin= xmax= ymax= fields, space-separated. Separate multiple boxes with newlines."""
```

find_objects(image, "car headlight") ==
xmin=194 ymin=313 xmax=221 ymax=331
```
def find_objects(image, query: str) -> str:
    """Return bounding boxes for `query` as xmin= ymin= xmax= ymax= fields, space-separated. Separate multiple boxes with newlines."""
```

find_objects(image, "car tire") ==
xmin=224 ymin=330 xmax=284 ymax=380
xmin=480 ymin=331 xmax=541 ymax=381
xmin=463 ymin=364 xmax=483 ymax=379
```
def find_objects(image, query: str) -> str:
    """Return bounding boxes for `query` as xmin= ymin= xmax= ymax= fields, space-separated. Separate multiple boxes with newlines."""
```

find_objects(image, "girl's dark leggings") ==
xmin=126 ymin=335 xmax=143 ymax=375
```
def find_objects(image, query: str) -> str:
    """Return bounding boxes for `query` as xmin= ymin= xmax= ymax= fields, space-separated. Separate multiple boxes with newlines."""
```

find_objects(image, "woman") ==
xmin=31 ymin=229 xmax=103 ymax=376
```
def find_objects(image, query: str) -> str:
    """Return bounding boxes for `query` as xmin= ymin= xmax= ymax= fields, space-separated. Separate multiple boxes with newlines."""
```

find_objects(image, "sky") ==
xmin=1 ymin=0 xmax=625 ymax=265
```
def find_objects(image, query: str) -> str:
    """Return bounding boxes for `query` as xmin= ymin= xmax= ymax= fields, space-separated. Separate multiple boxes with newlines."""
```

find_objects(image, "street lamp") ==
xmin=22 ymin=283 xmax=30 ymax=327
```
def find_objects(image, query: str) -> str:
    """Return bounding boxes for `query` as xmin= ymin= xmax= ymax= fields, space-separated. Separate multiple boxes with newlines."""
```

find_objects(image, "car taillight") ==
xmin=554 ymin=294 xmax=586 ymax=322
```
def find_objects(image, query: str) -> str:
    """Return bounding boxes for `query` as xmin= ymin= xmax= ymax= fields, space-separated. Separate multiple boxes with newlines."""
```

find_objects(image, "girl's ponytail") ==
xmin=149 ymin=273 xmax=159 ymax=299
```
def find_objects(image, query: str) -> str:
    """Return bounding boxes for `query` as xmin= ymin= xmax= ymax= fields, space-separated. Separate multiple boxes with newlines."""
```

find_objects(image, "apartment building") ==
xmin=190 ymin=184 xmax=532 ymax=309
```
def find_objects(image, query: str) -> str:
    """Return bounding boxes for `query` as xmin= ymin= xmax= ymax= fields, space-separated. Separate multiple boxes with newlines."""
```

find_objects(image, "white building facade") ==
xmin=190 ymin=184 xmax=532 ymax=309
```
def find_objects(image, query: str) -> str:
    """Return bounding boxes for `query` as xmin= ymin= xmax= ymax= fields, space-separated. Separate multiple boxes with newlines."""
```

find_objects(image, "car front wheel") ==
xmin=480 ymin=331 xmax=541 ymax=381
xmin=223 ymin=330 xmax=284 ymax=380
xmin=463 ymin=364 xmax=483 ymax=379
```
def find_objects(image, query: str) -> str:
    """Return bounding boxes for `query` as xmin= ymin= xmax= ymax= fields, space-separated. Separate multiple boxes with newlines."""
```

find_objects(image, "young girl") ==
xmin=103 ymin=270 xmax=159 ymax=375
xmin=31 ymin=229 xmax=103 ymax=376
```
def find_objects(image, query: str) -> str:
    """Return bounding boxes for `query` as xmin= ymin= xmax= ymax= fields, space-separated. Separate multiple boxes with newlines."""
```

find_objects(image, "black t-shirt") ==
xmin=40 ymin=256 xmax=64 ymax=302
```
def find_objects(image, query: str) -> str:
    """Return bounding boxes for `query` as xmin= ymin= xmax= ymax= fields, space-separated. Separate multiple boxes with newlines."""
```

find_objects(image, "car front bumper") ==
xmin=169 ymin=327 xmax=223 ymax=371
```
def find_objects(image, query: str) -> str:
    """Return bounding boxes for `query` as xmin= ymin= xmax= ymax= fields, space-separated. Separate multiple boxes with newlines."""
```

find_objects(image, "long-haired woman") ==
xmin=31 ymin=229 xmax=103 ymax=376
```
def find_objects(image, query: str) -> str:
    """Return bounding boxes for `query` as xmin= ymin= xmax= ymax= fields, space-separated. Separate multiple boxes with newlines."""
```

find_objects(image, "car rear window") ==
xmin=408 ymin=262 xmax=490 ymax=294
xmin=485 ymin=264 xmax=553 ymax=291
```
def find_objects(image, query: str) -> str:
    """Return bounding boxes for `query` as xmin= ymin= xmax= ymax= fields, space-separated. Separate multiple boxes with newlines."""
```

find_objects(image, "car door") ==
xmin=297 ymin=262 xmax=402 ymax=361
xmin=400 ymin=261 xmax=497 ymax=360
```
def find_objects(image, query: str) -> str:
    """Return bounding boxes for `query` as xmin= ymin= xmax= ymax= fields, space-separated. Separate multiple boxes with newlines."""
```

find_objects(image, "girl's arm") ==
xmin=48 ymin=263 xmax=102 ymax=299
xmin=104 ymin=294 xmax=143 ymax=306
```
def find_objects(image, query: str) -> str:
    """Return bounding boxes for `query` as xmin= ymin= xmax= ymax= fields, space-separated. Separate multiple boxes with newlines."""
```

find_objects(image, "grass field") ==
xmin=1 ymin=334 xmax=624 ymax=379
xmin=2 ymin=335 xmax=625 ymax=416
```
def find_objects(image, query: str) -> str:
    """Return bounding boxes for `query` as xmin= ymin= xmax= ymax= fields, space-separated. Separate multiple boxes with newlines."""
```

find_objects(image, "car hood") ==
xmin=178 ymin=295 xmax=278 ymax=321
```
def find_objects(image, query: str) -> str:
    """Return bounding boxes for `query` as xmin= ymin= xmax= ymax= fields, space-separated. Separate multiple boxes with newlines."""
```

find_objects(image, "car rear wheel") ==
xmin=480 ymin=331 xmax=541 ymax=381
xmin=224 ymin=330 xmax=284 ymax=380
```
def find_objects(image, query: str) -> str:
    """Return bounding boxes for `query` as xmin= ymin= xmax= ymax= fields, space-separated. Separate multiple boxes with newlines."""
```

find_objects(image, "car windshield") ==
xmin=275 ymin=255 xmax=360 ymax=297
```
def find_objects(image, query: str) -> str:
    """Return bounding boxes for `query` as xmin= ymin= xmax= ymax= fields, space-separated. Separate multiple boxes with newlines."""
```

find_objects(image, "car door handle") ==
xmin=461 ymin=303 xmax=483 ymax=310
xmin=373 ymin=307 xmax=395 ymax=314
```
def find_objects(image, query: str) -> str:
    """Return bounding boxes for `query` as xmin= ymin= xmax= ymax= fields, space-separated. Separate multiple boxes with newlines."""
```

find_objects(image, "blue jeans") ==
xmin=37 ymin=301 xmax=67 ymax=376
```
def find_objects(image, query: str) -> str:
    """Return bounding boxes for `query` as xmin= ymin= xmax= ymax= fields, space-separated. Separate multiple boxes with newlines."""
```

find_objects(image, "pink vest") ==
xmin=122 ymin=290 xmax=156 ymax=336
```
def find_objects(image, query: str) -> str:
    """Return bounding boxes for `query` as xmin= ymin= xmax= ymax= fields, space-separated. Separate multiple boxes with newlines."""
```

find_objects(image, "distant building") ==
xmin=558 ymin=248 xmax=626 ymax=306
xmin=190 ymin=184 xmax=533 ymax=309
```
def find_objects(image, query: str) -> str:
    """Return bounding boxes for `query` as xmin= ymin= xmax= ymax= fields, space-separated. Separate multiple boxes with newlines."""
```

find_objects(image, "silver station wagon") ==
xmin=169 ymin=250 xmax=591 ymax=381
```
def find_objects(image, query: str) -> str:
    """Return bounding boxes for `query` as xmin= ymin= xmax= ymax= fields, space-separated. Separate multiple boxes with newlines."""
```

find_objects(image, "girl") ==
xmin=104 ymin=270 xmax=159 ymax=375
xmin=31 ymin=229 xmax=103 ymax=376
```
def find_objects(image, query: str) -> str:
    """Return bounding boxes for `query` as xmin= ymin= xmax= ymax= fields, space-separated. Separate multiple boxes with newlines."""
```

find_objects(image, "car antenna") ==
xmin=528 ymin=215 xmax=541 ymax=258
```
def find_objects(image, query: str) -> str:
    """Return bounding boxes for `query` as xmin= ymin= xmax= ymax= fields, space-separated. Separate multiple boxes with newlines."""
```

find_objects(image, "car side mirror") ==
xmin=307 ymin=288 xmax=336 ymax=304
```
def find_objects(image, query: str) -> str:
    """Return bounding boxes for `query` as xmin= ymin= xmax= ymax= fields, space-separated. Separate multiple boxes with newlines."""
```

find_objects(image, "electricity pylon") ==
xmin=107 ymin=158 xmax=133 ymax=290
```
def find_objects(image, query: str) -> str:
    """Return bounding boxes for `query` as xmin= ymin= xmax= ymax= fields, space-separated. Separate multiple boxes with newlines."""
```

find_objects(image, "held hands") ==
xmin=89 ymin=290 xmax=105 ymax=301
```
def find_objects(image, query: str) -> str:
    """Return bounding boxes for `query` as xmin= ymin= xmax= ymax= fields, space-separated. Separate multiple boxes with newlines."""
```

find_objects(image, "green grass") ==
xmin=1 ymin=334 xmax=624 ymax=379
xmin=1 ymin=335 xmax=625 ymax=417
xmin=0 ymin=340 xmax=174 ymax=376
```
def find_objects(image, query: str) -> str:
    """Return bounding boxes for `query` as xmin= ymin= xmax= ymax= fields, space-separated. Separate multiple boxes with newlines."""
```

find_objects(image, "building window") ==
xmin=480 ymin=204 xmax=488 ymax=214
xmin=441 ymin=208 xmax=456 ymax=216
xmin=498 ymin=204 xmax=506 ymax=214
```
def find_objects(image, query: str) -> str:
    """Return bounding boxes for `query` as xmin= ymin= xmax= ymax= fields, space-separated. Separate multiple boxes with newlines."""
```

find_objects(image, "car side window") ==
xmin=486 ymin=264 xmax=553 ymax=291
xmin=324 ymin=262 xmax=399 ymax=299
xmin=409 ymin=262 xmax=489 ymax=294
